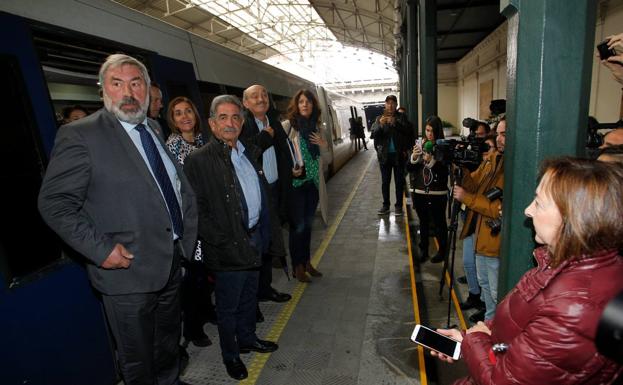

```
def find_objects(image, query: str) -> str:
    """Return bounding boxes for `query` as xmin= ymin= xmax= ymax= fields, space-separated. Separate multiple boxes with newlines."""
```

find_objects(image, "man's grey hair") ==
xmin=209 ymin=95 xmax=243 ymax=118
xmin=99 ymin=54 xmax=151 ymax=88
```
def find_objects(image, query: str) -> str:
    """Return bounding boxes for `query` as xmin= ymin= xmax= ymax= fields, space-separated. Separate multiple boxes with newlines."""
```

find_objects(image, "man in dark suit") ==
xmin=184 ymin=95 xmax=278 ymax=380
xmin=38 ymin=54 xmax=198 ymax=385
xmin=241 ymin=85 xmax=292 ymax=310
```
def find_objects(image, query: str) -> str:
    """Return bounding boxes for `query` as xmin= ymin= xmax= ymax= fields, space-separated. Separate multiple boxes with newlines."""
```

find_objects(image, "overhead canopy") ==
xmin=113 ymin=0 xmax=504 ymax=65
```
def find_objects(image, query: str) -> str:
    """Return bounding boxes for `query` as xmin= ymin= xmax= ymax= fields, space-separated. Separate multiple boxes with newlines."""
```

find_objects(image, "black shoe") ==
xmin=460 ymin=293 xmax=485 ymax=310
xmin=377 ymin=205 xmax=390 ymax=215
xmin=256 ymin=306 xmax=264 ymax=323
xmin=224 ymin=358 xmax=248 ymax=380
xmin=430 ymin=253 xmax=445 ymax=263
xmin=239 ymin=339 xmax=279 ymax=354
xmin=394 ymin=207 xmax=404 ymax=216
xmin=188 ymin=331 xmax=212 ymax=347
xmin=469 ymin=308 xmax=486 ymax=323
xmin=259 ymin=288 xmax=292 ymax=303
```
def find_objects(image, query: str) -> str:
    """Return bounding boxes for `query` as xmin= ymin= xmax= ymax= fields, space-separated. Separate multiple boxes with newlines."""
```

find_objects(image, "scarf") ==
xmin=295 ymin=112 xmax=320 ymax=158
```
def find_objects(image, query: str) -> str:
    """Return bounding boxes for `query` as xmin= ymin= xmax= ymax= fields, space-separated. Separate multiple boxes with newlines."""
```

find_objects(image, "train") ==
xmin=0 ymin=1 xmax=366 ymax=384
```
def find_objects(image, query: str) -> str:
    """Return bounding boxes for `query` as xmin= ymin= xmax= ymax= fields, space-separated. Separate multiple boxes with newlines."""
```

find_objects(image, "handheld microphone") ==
xmin=423 ymin=140 xmax=435 ymax=153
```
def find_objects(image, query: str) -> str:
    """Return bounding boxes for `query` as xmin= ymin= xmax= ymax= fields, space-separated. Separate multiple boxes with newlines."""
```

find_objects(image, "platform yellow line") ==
xmin=240 ymin=155 xmax=374 ymax=385
xmin=403 ymin=199 xmax=428 ymax=385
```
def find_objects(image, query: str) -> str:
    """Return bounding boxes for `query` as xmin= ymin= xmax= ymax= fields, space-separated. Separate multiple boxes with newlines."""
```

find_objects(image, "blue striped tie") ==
xmin=135 ymin=123 xmax=184 ymax=237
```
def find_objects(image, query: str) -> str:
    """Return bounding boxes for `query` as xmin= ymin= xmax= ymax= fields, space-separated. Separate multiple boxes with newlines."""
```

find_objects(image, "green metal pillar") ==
xmin=406 ymin=0 xmax=419 ymax=127
xmin=418 ymin=0 xmax=436 ymax=135
xmin=498 ymin=0 xmax=597 ymax=296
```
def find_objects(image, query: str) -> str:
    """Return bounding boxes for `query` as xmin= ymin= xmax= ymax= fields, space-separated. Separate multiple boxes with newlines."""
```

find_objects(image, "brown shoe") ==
xmin=295 ymin=264 xmax=311 ymax=283
xmin=306 ymin=262 xmax=323 ymax=277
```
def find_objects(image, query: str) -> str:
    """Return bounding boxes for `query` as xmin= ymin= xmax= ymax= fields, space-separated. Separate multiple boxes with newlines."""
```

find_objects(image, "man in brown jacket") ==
xmin=453 ymin=117 xmax=506 ymax=322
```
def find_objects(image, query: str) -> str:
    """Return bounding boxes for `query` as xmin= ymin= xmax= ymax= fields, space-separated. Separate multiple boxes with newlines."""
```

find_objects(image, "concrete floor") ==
xmin=181 ymin=148 xmax=473 ymax=385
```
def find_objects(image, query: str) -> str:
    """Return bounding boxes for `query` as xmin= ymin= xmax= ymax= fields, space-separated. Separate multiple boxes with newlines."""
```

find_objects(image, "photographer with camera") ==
xmin=599 ymin=32 xmax=623 ymax=86
xmin=452 ymin=117 xmax=506 ymax=321
xmin=408 ymin=116 xmax=449 ymax=263
xmin=372 ymin=95 xmax=413 ymax=216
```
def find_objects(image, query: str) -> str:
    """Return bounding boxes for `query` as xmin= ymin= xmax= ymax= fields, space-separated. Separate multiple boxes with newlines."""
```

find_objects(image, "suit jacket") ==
xmin=38 ymin=108 xmax=198 ymax=295
xmin=240 ymin=109 xmax=292 ymax=223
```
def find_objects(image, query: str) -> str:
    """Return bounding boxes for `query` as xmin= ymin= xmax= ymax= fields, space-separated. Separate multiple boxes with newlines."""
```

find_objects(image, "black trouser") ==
xmin=214 ymin=269 xmax=259 ymax=362
xmin=181 ymin=258 xmax=214 ymax=340
xmin=102 ymin=243 xmax=183 ymax=385
xmin=258 ymin=181 xmax=279 ymax=298
xmin=413 ymin=193 xmax=448 ymax=258
xmin=287 ymin=181 xmax=319 ymax=267
xmin=380 ymin=152 xmax=405 ymax=208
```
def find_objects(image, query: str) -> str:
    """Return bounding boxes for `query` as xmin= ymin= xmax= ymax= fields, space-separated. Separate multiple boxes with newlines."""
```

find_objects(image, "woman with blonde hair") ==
xmin=433 ymin=157 xmax=623 ymax=384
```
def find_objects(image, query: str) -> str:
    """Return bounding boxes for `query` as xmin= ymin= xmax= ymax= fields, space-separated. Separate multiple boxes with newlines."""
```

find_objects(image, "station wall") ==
xmin=448 ymin=0 xmax=623 ymax=134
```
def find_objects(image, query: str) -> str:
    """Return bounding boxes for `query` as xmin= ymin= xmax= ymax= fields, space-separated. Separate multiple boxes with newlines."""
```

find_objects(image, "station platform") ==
xmin=180 ymin=147 xmax=473 ymax=385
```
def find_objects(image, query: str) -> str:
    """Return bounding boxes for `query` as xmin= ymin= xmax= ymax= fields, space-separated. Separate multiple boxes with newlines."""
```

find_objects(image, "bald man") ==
xmin=240 ymin=85 xmax=292 ymax=310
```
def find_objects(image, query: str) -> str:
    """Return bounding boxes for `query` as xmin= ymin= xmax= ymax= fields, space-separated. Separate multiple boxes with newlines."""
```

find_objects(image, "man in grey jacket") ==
xmin=38 ymin=54 xmax=197 ymax=385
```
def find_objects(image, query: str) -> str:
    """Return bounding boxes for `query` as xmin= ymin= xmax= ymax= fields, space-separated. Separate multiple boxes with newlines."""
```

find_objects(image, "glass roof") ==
xmin=192 ymin=0 xmax=397 ymax=85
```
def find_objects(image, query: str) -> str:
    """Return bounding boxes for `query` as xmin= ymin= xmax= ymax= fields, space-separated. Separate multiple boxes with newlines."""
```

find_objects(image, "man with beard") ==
xmin=184 ymin=95 xmax=278 ymax=380
xmin=241 ymin=85 xmax=291 ymax=313
xmin=38 ymin=54 xmax=198 ymax=385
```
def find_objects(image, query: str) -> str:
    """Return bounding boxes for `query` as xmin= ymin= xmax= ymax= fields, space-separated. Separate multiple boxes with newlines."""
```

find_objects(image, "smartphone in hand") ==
xmin=411 ymin=324 xmax=461 ymax=360
xmin=598 ymin=39 xmax=617 ymax=60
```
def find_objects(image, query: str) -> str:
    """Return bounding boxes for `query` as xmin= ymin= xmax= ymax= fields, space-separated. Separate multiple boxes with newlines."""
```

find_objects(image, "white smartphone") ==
xmin=410 ymin=324 xmax=461 ymax=360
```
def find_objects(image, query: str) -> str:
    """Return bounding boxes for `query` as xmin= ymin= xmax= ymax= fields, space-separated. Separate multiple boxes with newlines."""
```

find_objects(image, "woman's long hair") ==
xmin=286 ymin=89 xmax=321 ymax=129
xmin=167 ymin=96 xmax=200 ymax=136
xmin=425 ymin=115 xmax=445 ymax=140
xmin=538 ymin=157 xmax=623 ymax=267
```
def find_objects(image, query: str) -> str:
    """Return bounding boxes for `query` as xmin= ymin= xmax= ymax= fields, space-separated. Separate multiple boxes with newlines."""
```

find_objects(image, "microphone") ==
xmin=423 ymin=140 xmax=435 ymax=153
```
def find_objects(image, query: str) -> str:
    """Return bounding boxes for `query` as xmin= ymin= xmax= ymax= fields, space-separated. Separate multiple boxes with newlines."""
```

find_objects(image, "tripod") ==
xmin=438 ymin=166 xmax=464 ymax=328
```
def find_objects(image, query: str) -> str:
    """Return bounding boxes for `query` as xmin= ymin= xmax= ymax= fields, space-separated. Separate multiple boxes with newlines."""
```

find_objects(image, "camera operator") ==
xmin=599 ymin=32 xmax=623 ymax=86
xmin=452 ymin=116 xmax=506 ymax=321
xmin=372 ymin=95 xmax=413 ymax=216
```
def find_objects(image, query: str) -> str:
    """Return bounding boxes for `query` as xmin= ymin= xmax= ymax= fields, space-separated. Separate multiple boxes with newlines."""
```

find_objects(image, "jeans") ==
xmin=287 ymin=181 xmax=319 ymax=267
xmin=213 ymin=270 xmax=259 ymax=362
xmin=462 ymin=234 xmax=480 ymax=296
xmin=475 ymin=254 xmax=499 ymax=320
xmin=379 ymin=152 xmax=405 ymax=208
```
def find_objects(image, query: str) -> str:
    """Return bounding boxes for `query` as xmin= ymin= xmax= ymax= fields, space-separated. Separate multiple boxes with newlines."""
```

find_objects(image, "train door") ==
xmin=0 ymin=12 xmax=116 ymax=385
xmin=149 ymin=54 xmax=207 ymax=139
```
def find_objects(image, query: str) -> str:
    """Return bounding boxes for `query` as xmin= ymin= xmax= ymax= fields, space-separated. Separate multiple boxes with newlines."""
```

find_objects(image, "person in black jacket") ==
xmin=241 ymin=84 xmax=292 ymax=309
xmin=408 ymin=115 xmax=449 ymax=263
xmin=372 ymin=95 xmax=412 ymax=216
xmin=184 ymin=95 xmax=278 ymax=381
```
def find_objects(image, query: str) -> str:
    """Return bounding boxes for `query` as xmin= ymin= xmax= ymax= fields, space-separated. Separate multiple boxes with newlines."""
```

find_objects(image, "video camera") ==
xmin=433 ymin=137 xmax=490 ymax=168
xmin=462 ymin=117 xmax=480 ymax=135
xmin=484 ymin=187 xmax=503 ymax=236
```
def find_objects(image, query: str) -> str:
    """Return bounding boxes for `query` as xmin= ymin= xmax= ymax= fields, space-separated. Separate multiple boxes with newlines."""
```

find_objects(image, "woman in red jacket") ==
xmin=433 ymin=157 xmax=623 ymax=384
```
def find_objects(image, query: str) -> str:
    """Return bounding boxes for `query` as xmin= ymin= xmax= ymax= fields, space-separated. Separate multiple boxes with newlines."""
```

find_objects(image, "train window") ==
xmin=198 ymin=81 xmax=225 ymax=116
xmin=224 ymin=85 xmax=245 ymax=99
xmin=0 ymin=54 xmax=63 ymax=288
